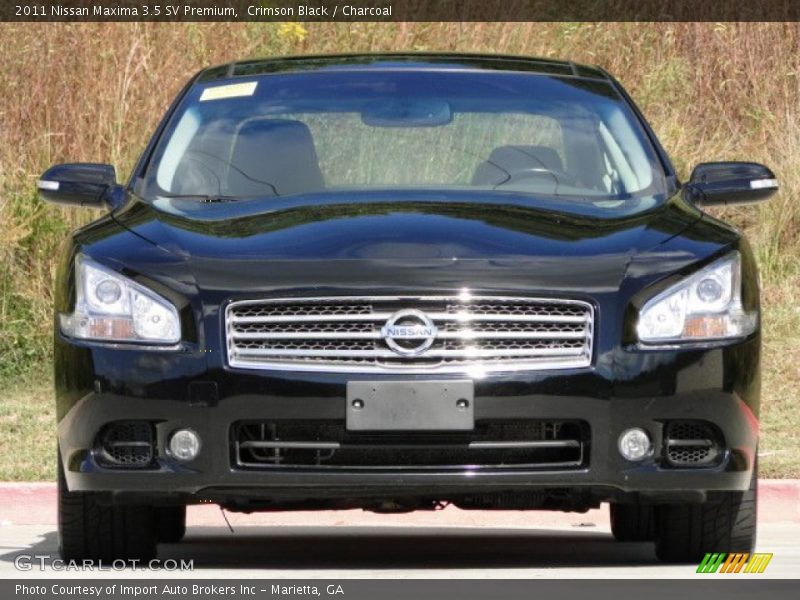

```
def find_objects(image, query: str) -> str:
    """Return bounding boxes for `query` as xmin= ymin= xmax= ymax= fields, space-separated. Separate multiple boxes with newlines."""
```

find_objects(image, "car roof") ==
xmin=196 ymin=52 xmax=611 ymax=83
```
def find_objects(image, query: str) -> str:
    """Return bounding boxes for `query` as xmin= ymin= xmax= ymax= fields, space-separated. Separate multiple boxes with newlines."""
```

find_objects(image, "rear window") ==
xmin=298 ymin=111 xmax=564 ymax=187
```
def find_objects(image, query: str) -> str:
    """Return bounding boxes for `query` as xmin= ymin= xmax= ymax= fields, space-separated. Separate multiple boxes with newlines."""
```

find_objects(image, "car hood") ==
xmin=110 ymin=190 xmax=702 ymax=294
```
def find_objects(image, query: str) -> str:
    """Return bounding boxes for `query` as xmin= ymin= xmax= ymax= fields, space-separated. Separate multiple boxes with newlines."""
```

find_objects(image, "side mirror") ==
xmin=683 ymin=162 xmax=778 ymax=207
xmin=37 ymin=163 xmax=118 ymax=208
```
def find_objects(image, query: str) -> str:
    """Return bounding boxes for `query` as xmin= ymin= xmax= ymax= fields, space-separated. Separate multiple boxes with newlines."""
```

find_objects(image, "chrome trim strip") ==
xmin=240 ymin=441 xmax=342 ymax=450
xmin=665 ymin=439 xmax=714 ymax=447
xmin=104 ymin=441 xmax=153 ymax=448
xmin=233 ymin=347 xmax=586 ymax=359
xmin=229 ymin=330 xmax=587 ymax=341
xmin=234 ymin=460 xmax=586 ymax=471
xmin=240 ymin=440 xmax=577 ymax=450
xmin=228 ymin=295 xmax=592 ymax=304
xmin=228 ymin=359 xmax=592 ymax=375
xmin=229 ymin=313 xmax=589 ymax=324
xmin=467 ymin=440 xmax=580 ymax=449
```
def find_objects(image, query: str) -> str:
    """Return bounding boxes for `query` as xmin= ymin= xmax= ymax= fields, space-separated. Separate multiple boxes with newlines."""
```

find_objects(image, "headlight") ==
xmin=636 ymin=252 xmax=756 ymax=344
xmin=60 ymin=255 xmax=180 ymax=344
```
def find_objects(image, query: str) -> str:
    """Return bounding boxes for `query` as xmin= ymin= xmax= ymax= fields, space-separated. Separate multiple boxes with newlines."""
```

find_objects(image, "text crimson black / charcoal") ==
xmin=247 ymin=5 xmax=393 ymax=17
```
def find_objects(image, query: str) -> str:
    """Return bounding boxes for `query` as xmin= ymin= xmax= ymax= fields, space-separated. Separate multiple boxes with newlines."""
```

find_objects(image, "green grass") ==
xmin=0 ymin=366 xmax=55 ymax=481
xmin=758 ymin=295 xmax=800 ymax=478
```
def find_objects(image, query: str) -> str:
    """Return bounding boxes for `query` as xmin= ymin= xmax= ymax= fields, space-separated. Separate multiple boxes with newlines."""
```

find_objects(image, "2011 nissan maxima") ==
xmin=39 ymin=53 xmax=777 ymax=564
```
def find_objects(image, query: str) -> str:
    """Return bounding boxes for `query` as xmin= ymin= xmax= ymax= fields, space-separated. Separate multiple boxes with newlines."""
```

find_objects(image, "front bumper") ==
xmin=57 ymin=338 xmax=759 ymax=505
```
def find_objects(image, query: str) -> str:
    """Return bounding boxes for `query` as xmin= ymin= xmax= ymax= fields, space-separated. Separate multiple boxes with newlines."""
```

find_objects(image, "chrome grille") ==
xmin=225 ymin=295 xmax=594 ymax=373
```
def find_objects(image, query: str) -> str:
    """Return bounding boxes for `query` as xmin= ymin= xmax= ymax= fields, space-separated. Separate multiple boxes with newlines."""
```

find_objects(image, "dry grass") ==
xmin=0 ymin=23 xmax=798 ymax=479
xmin=0 ymin=366 xmax=55 ymax=480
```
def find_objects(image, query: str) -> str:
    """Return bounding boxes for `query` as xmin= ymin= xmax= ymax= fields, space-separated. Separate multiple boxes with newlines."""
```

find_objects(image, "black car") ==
xmin=40 ymin=53 xmax=777 ymax=564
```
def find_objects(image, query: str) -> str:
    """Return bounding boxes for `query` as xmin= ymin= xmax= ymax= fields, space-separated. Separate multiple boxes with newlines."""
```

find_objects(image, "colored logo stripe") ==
xmin=697 ymin=552 xmax=773 ymax=574
xmin=697 ymin=553 xmax=727 ymax=573
xmin=720 ymin=553 xmax=749 ymax=573
xmin=744 ymin=553 xmax=773 ymax=573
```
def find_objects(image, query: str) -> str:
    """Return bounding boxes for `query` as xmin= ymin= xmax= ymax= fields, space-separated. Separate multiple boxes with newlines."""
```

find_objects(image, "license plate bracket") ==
xmin=346 ymin=380 xmax=474 ymax=431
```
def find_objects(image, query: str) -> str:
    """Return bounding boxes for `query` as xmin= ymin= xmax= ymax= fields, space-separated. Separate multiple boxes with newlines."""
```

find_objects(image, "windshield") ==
xmin=139 ymin=69 xmax=668 ymax=208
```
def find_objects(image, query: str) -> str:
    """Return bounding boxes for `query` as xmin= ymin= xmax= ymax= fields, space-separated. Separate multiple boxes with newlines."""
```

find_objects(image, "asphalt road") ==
xmin=1 ymin=520 xmax=798 ymax=579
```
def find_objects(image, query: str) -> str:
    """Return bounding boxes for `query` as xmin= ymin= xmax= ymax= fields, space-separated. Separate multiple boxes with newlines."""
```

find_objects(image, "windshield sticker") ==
xmin=200 ymin=81 xmax=258 ymax=102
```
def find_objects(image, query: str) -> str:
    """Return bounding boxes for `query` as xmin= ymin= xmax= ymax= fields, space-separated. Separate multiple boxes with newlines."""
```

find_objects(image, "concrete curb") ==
xmin=1 ymin=480 xmax=797 ymax=528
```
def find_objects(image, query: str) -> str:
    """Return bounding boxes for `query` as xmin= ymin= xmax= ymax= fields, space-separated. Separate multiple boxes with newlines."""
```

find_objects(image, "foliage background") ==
xmin=0 ymin=23 xmax=798 ymax=479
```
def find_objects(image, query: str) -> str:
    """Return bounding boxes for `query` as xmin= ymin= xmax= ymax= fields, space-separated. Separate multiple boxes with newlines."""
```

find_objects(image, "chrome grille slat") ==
xmin=230 ymin=330 xmax=588 ymax=341
xmin=226 ymin=295 xmax=594 ymax=374
xmin=233 ymin=347 xmax=587 ymax=358
xmin=229 ymin=313 xmax=590 ymax=324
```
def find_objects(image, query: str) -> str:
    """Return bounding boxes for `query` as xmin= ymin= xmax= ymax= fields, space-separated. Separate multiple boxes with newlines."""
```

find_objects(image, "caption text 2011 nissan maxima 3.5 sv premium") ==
xmin=39 ymin=53 xmax=778 ymax=564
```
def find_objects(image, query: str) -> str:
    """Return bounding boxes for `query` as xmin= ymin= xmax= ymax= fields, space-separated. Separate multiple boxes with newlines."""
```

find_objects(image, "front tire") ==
xmin=58 ymin=454 xmax=158 ymax=562
xmin=157 ymin=506 xmax=187 ymax=543
xmin=654 ymin=466 xmax=757 ymax=563
xmin=610 ymin=503 xmax=654 ymax=542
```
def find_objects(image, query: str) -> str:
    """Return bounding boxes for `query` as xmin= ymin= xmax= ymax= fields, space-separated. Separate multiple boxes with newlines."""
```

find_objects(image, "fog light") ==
xmin=618 ymin=428 xmax=652 ymax=461
xmin=168 ymin=428 xmax=201 ymax=461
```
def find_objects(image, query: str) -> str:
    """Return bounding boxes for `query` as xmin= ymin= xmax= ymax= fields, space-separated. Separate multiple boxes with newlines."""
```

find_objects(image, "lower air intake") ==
xmin=97 ymin=421 xmax=155 ymax=468
xmin=232 ymin=419 xmax=589 ymax=471
xmin=664 ymin=420 xmax=723 ymax=468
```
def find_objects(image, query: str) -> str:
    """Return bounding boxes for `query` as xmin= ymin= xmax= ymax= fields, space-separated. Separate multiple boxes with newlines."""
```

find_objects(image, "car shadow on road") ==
xmin=0 ymin=526 xmax=659 ymax=570
xmin=0 ymin=530 xmax=59 ymax=567
xmin=168 ymin=525 xmax=658 ymax=569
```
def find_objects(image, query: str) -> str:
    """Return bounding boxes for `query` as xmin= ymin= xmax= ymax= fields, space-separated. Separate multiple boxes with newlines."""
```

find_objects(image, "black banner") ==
xmin=5 ymin=580 xmax=800 ymax=600
xmin=3 ymin=0 xmax=800 ymax=22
